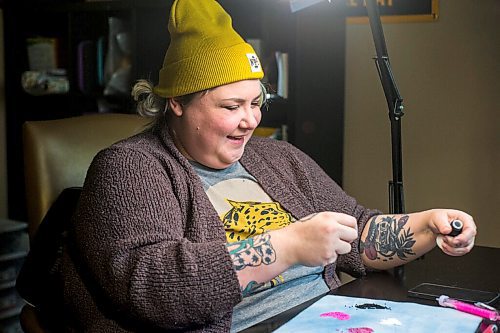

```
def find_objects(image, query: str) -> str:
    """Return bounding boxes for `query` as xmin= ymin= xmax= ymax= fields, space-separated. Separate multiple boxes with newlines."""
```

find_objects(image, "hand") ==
xmin=427 ymin=209 xmax=476 ymax=256
xmin=286 ymin=212 xmax=358 ymax=267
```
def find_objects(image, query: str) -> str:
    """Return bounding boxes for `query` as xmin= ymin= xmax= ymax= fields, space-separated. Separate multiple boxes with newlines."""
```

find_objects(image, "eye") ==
xmin=224 ymin=105 xmax=239 ymax=111
xmin=251 ymin=101 xmax=261 ymax=108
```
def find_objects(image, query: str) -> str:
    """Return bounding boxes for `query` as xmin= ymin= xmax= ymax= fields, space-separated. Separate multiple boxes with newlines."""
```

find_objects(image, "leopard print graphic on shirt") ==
xmin=222 ymin=200 xmax=293 ymax=242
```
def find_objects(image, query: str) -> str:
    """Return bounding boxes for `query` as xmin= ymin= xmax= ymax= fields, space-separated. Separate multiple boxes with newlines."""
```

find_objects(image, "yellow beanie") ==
xmin=153 ymin=0 xmax=264 ymax=98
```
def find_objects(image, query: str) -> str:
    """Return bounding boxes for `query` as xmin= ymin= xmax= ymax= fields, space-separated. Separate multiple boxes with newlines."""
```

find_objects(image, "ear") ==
xmin=168 ymin=98 xmax=183 ymax=117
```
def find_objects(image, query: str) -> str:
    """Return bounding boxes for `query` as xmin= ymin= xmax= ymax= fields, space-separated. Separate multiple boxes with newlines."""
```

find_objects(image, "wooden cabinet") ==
xmin=2 ymin=0 xmax=346 ymax=222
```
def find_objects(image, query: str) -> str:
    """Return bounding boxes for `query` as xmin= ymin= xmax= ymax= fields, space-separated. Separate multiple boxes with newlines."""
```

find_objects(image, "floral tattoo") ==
xmin=227 ymin=233 xmax=276 ymax=295
xmin=360 ymin=215 xmax=416 ymax=261
xmin=226 ymin=233 xmax=276 ymax=271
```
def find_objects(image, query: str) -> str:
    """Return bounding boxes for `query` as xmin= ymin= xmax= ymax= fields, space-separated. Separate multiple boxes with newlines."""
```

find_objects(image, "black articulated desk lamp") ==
xmin=290 ymin=0 xmax=406 ymax=277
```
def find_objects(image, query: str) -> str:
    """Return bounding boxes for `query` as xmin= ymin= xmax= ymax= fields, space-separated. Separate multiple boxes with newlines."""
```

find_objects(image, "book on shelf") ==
xmin=26 ymin=37 xmax=58 ymax=71
xmin=77 ymin=40 xmax=98 ymax=94
xmin=96 ymin=36 xmax=106 ymax=87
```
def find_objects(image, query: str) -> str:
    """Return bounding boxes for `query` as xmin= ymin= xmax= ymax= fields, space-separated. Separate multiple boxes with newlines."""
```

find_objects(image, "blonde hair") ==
xmin=131 ymin=80 xmax=165 ymax=117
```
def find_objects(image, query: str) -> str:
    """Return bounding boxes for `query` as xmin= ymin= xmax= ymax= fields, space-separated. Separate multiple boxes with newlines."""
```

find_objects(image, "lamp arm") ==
xmin=365 ymin=0 xmax=405 ymax=216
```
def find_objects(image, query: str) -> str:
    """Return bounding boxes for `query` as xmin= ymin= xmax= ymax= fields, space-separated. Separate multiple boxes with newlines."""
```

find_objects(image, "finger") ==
xmin=452 ymin=223 xmax=477 ymax=245
xmin=450 ymin=236 xmax=475 ymax=250
xmin=434 ymin=218 xmax=454 ymax=236
xmin=438 ymin=235 xmax=474 ymax=256
xmin=326 ymin=253 xmax=338 ymax=265
xmin=331 ymin=212 xmax=358 ymax=231
xmin=440 ymin=231 xmax=473 ymax=247
xmin=335 ymin=240 xmax=352 ymax=255
xmin=447 ymin=211 xmax=476 ymax=235
xmin=440 ymin=236 xmax=462 ymax=249
xmin=336 ymin=223 xmax=359 ymax=243
xmin=437 ymin=237 xmax=458 ymax=256
xmin=435 ymin=217 xmax=475 ymax=245
xmin=444 ymin=245 xmax=472 ymax=257
xmin=448 ymin=234 xmax=475 ymax=248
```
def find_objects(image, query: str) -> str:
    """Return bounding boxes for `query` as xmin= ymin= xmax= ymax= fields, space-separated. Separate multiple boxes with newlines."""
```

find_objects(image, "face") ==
xmin=169 ymin=79 xmax=263 ymax=169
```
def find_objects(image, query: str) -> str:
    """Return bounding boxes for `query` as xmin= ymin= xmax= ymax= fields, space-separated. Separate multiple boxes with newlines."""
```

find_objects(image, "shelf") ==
xmin=3 ymin=0 xmax=347 ymax=222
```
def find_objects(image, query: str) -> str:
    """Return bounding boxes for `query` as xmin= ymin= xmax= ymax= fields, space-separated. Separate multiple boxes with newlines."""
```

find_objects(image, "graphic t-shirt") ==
xmin=191 ymin=161 xmax=329 ymax=332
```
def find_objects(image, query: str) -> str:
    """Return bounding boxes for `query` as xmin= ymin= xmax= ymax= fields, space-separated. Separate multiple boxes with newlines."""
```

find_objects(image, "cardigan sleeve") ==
xmin=70 ymin=145 xmax=241 ymax=329
xmin=244 ymin=138 xmax=381 ymax=282
xmin=284 ymin=142 xmax=381 ymax=279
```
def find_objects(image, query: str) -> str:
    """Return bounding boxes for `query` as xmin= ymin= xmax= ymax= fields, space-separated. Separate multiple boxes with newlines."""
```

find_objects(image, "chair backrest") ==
xmin=23 ymin=113 xmax=150 ymax=239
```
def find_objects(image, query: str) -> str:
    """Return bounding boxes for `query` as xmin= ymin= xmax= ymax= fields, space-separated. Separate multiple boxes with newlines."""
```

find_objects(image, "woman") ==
xmin=61 ymin=0 xmax=476 ymax=332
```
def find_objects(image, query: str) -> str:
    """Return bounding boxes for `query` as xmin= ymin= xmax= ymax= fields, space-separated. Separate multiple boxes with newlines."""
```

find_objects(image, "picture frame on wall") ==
xmin=345 ymin=0 xmax=439 ymax=23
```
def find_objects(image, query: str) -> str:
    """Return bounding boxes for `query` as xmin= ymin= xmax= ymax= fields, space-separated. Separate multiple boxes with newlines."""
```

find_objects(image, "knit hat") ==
xmin=154 ymin=0 xmax=264 ymax=98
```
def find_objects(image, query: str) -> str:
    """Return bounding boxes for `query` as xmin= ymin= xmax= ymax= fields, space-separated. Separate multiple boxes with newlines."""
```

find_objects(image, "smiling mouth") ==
xmin=227 ymin=135 xmax=245 ymax=142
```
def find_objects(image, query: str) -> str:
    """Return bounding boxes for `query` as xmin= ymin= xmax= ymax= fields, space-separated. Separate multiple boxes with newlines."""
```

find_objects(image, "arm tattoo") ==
xmin=226 ymin=233 xmax=276 ymax=271
xmin=360 ymin=215 xmax=416 ymax=261
xmin=241 ymin=281 xmax=264 ymax=296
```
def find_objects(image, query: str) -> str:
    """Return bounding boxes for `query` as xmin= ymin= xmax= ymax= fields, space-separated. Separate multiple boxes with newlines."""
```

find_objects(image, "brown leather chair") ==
xmin=23 ymin=113 xmax=149 ymax=240
xmin=19 ymin=113 xmax=149 ymax=332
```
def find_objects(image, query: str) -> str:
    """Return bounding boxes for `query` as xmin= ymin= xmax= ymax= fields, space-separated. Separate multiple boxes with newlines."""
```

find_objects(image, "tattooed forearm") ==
xmin=226 ymin=233 xmax=276 ymax=271
xmin=360 ymin=215 xmax=416 ymax=261
xmin=241 ymin=281 xmax=264 ymax=296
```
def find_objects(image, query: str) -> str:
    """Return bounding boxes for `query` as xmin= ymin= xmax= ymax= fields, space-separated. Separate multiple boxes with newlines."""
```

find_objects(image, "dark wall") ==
xmin=294 ymin=3 xmax=346 ymax=185
xmin=2 ymin=0 xmax=346 ymax=221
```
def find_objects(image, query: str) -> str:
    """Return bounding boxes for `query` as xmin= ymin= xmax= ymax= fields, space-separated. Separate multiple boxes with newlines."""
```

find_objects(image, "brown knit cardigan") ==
xmin=61 ymin=125 xmax=378 ymax=332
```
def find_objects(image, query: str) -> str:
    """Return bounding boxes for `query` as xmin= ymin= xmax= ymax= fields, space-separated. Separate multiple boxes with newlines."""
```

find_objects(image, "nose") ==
xmin=240 ymin=105 xmax=260 ymax=129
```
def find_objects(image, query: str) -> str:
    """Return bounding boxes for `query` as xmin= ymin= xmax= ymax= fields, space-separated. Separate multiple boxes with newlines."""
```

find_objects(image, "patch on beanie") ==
xmin=246 ymin=53 xmax=262 ymax=73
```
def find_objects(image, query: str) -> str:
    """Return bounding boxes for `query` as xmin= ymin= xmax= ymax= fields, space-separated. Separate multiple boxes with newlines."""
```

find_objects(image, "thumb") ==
xmin=435 ymin=219 xmax=453 ymax=236
xmin=426 ymin=210 xmax=454 ymax=236
xmin=435 ymin=218 xmax=464 ymax=237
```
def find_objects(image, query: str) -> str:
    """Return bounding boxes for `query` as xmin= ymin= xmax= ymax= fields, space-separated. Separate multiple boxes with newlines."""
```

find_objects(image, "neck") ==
xmin=168 ymin=125 xmax=193 ymax=161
